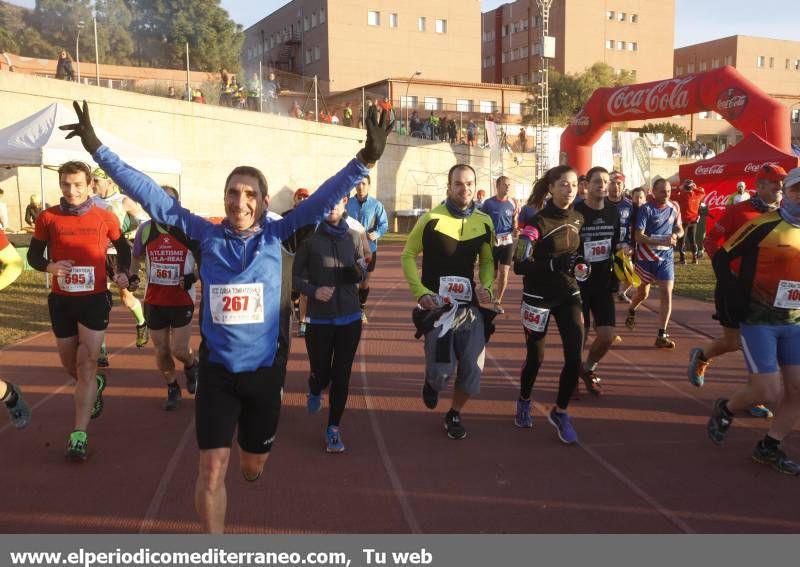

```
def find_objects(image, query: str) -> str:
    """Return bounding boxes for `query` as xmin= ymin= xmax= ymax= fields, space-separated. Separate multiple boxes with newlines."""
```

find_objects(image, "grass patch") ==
xmin=0 ymin=270 xmax=51 ymax=347
xmin=673 ymin=259 xmax=715 ymax=302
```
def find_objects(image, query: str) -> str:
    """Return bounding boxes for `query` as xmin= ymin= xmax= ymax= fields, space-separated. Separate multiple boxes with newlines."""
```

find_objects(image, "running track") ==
xmin=1 ymin=243 xmax=797 ymax=533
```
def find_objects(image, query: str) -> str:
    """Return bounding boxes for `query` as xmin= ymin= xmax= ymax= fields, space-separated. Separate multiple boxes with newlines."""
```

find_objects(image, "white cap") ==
xmin=784 ymin=167 xmax=800 ymax=189
xmin=736 ymin=181 xmax=746 ymax=190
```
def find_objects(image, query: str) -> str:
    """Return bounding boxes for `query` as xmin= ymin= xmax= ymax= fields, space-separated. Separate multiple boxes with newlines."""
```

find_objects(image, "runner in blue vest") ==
xmin=480 ymin=176 xmax=519 ymax=313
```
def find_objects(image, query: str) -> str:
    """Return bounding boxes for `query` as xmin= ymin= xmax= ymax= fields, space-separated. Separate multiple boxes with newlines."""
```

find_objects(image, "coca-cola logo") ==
xmin=606 ymin=76 xmax=695 ymax=118
xmin=715 ymin=88 xmax=748 ymax=120
xmin=571 ymin=112 xmax=592 ymax=136
xmin=694 ymin=164 xmax=726 ymax=176
xmin=743 ymin=161 xmax=778 ymax=173
xmin=704 ymin=190 xmax=729 ymax=210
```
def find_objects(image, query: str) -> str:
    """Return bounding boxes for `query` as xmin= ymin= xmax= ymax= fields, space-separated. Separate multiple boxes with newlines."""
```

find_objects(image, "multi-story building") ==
xmin=673 ymin=35 xmax=800 ymax=147
xmin=481 ymin=0 xmax=675 ymax=86
xmin=242 ymin=0 xmax=482 ymax=93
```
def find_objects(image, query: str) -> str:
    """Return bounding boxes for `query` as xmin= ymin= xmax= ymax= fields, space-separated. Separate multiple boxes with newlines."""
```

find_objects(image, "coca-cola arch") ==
xmin=560 ymin=66 xmax=791 ymax=176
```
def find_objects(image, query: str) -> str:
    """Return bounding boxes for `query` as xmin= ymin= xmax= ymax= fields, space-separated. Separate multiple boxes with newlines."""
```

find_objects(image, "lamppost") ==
xmin=404 ymin=71 xmax=421 ymax=135
xmin=76 ymin=20 xmax=85 ymax=83
xmin=93 ymin=15 xmax=100 ymax=85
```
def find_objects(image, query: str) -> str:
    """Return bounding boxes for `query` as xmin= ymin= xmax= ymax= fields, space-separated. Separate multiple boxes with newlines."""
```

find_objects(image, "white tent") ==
xmin=0 ymin=102 xmax=181 ymax=174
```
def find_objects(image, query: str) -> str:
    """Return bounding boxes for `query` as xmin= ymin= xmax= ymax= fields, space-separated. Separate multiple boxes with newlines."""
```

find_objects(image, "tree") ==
xmin=30 ymin=0 xmax=94 ymax=58
xmin=641 ymin=122 xmax=690 ymax=144
xmin=94 ymin=0 xmax=135 ymax=65
xmin=524 ymin=62 xmax=637 ymax=126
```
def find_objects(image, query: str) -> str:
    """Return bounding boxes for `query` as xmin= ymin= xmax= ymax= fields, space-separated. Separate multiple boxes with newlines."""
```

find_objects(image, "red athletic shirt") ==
xmin=133 ymin=221 xmax=196 ymax=307
xmin=671 ymin=187 xmax=705 ymax=223
xmin=704 ymin=199 xmax=766 ymax=260
xmin=34 ymin=205 xmax=122 ymax=296
xmin=0 ymin=230 xmax=8 ymax=249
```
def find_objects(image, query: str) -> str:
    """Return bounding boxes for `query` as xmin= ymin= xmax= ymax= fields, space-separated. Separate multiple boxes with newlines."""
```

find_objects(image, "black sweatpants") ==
xmin=305 ymin=319 xmax=362 ymax=427
xmin=519 ymin=293 xmax=584 ymax=410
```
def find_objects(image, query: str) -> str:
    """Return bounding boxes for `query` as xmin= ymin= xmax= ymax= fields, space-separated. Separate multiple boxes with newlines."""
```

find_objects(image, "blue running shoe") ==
xmin=752 ymin=441 xmax=800 ymax=476
xmin=749 ymin=404 xmax=773 ymax=418
xmin=548 ymin=408 xmax=578 ymax=444
xmin=687 ymin=347 xmax=708 ymax=388
xmin=325 ymin=425 xmax=345 ymax=453
xmin=5 ymin=384 xmax=31 ymax=429
xmin=307 ymin=391 xmax=322 ymax=414
xmin=514 ymin=398 xmax=532 ymax=428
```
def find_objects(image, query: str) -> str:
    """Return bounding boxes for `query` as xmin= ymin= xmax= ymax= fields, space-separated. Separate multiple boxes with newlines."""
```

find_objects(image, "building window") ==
xmin=400 ymin=95 xmax=418 ymax=109
xmin=792 ymin=108 xmax=800 ymax=123
xmin=418 ymin=17 xmax=426 ymax=32
xmin=509 ymin=102 xmax=522 ymax=115
xmin=630 ymin=14 xmax=638 ymax=23
xmin=319 ymin=9 xmax=325 ymax=24
xmin=479 ymin=100 xmax=496 ymax=114
xmin=368 ymin=11 xmax=380 ymax=26
xmin=435 ymin=19 xmax=447 ymax=34
xmin=699 ymin=61 xmax=707 ymax=71
xmin=617 ymin=12 xmax=626 ymax=21
xmin=456 ymin=99 xmax=473 ymax=112
xmin=687 ymin=63 xmax=695 ymax=73
xmin=756 ymin=55 xmax=765 ymax=68
xmin=424 ymin=97 xmax=441 ymax=111
xmin=676 ymin=65 xmax=683 ymax=75
xmin=795 ymin=59 xmax=800 ymax=70
xmin=311 ymin=13 xmax=317 ymax=27
xmin=305 ymin=49 xmax=312 ymax=64
xmin=725 ymin=55 xmax=733 ymax=65
xmin=769 ymin=57 xmax=774 ymax=68
xmin=304 ymin=17 xmax=309 ymax=31
xmin=605 ymin=39 xmax=613 ymax=49
xmin=314 ymin=45 xmax=320 ymax=61
xmin=607 ymin=10 xmax=615 ymax=20
xmin=711 ymin=58 xmax=720 ymax=68
xmin=389 ymin=13 xmax=398 ymax=28
xmin=628 ymin=42 xmax=638 ymax=51
xmin=617 ymin=41 xmax=624 ymax=50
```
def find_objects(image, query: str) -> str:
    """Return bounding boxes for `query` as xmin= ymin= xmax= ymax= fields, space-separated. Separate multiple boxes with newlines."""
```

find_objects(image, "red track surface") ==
xmin=1 ymin=243 xmax=797 ymax=533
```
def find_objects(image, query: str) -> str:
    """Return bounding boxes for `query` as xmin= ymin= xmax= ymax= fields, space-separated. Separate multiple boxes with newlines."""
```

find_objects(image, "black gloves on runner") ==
xmin=360 ymin=109 xmax=395 ymax=164
xmin=60 ymin=100 xmax=103 ymax=154
xmin=182 ymin=273 xmax=197 ymax=291
xmin=127 ymin=274 xmax=140 ymax=292
xmin=339 ymin=266 xmax=363 ymax=285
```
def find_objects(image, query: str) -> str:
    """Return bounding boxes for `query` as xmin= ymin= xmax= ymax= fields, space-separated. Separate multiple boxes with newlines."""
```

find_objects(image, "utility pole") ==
xmin=534 ymin=1 xmax=554 ymax=179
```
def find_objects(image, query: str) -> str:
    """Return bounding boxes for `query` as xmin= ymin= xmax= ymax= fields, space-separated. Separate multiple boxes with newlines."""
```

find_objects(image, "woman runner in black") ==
xmin=513 ymin=165 xmax=585 ymax=444
xmin=293 ymin=196 xmax=366 ymax=453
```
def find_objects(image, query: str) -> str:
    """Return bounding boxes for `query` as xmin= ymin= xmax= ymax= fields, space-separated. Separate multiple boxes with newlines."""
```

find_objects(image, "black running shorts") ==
xmin=492 ymin=244 xmax=514 ymax=268
xmin=195 ymin=345 xmax=287 ymax=454
xmin=580 ymin=286 xmax=616 ymax=328
xmin=144 ymin=303 xmax=194 ymax=331
xmin=48 ymin=291 xmax=113 ymax=339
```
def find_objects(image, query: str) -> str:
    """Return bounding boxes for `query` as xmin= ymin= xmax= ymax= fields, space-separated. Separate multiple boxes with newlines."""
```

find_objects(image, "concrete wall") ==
xmin=0 ymin=72 xmax=530 ymax=232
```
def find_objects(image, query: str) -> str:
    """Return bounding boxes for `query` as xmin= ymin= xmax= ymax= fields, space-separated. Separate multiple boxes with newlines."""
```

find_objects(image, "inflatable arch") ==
xmin=559 ymin=66 xmax=791 ymax=176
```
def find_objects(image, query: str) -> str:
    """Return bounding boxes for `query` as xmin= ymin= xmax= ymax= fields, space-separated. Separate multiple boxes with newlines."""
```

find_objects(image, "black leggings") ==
xmin=519 ymin=294 xmax=584 ymax=409
xmin=677 ymin=222 xmax=698 ymax=256
xmin=305 ymin=320 xmax=362 ymax=427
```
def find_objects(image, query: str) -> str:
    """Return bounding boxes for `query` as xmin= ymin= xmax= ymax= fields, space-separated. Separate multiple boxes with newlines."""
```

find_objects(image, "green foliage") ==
xmin=641 ymin=121 xmax=690 ymax=143
xmin=524 ymin=62 xmax=637 ymax=126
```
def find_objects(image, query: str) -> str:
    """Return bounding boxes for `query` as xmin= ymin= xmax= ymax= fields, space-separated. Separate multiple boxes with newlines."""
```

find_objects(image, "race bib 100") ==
xmin=774 ymin=280 xmax=800 ymax=309
xmin=149 ymin=262 xmax=180 ymax=286
xmin=57 ymin=266 xmax=95 ymax=293
xmin=439 ymin=276 xmax=472 ymax=303
xmin=521 ymin=303 xmax=550 ymax=333
xmin=209 ymin=283 xmax=264 ymax=325
xmin=496 ymin=232 xmax=513 ymax=247
xmin=584 ymin=238 xmax=612 ymax=262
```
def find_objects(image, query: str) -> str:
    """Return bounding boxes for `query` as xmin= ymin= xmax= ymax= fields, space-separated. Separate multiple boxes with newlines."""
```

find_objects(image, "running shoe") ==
xmin=613 ymin=335 xmax=623 ymax=344
xmin=297 ymin=322 xmax=307 ymax=338
xmin=325 ymin=425 xmax=345 ymax=453
xmin=707 ymin=398 xmax=732 ymax=445
xmin=579 ymin=369 xmax=602 ymax=396
xmin=66 ymin=430 xmax=88 ymax=461
xmin=625 ymin=310 xmax=636 ymax=330
xmin=97 ymin=344 xmax=109 ymax=368
xmin=654 ymin=335 xmax=676 ymax=349
xmin=616 ymin=291 xmax=632 ymax=304
xmin=444 ymin=411 xmax=466 ymax=440
xmin=5 ymin=384 xmax=31 ymax=429
xmin=688 ymin=347 xmax=709 ymax=388
xmin=749 ymin=404 xmax=774 ymax=419
xmin=360 ymin=310 xmax=369 ymax=324
xmin=91 ymin=373 xmax=106 ymax=419
xmin=494 ymin=302 xmax=505 ymax=314
xmin=548 ymin=408 xmax=578 ymax=444
xmin=307 ymin=390 xmax=322 ymax=414
xmin=514 ymin=398 xmax=533 ymax=428
xmin=135 ymin=323 xmax=149 ymax=348
xmin=752 ymin=441 xmax=800 ymax=475
xmin=184 ymin=359 xmax=199 ymax=395
xmin=422 ymin=380 xmax=439 ymax=410
xmin=164 ymin=383 xmax=181 ymax=411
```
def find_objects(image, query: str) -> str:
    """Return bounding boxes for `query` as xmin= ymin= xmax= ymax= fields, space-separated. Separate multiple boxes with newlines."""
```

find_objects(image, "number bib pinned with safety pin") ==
xmin=774 ymin=280 xmax=800 ymax=309
xmin=439 ymin=276 xmax=472 ymax=303
xmin=584 ymin=238 xmax=611 ymax=262
xmin=496 ymin=232 xmax=513 ymax=247
xmin=521 ymin=303 xmax=550 ymax=333
xmin=209 ymin=283 xmax=264 ymax=325
xmin=57 ymin=266 xmax=95 ymax=293
xmin=149 ymin=262 xmax=180 ymax=286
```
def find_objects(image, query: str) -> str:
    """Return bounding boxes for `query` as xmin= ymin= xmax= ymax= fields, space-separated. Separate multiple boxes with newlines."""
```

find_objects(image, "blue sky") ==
xmin=6 ymin=0 xmax=797 ymax=48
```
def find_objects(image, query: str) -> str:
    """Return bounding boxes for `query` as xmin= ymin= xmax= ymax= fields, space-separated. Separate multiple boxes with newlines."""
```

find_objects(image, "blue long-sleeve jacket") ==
xmin=345 ymin=195 xmax=388 ymax=253
xmin=94 ymin=145 xmax=369 ymax=373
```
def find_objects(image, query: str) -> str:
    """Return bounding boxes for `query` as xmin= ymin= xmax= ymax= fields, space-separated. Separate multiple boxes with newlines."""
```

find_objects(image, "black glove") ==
xmin=339 ymin=266 xmax=362 ymax=285
xmin=361 ymin=109 xmax=395 ymax=163
xmin=182 ymin=273 xmax=197 ymax=291
xmin=549 ymin=253 xmax=576 ymax=275
xmin=59 ymin=100 xmax=103 ymax=154
xmin=127 ymin=274 xmax=140 ymax=292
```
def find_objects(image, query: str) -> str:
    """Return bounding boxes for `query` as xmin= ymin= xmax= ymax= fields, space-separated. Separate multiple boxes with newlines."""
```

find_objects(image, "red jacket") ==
xmin=703 ymin=199 xmax=766 ymax=272
xmin=671 ymin=187 xmax=705 ymax=223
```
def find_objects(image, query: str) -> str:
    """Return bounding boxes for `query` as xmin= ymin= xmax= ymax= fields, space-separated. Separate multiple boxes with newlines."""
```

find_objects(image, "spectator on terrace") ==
xmin=55 ymin=50 xmax=75 ymax=81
